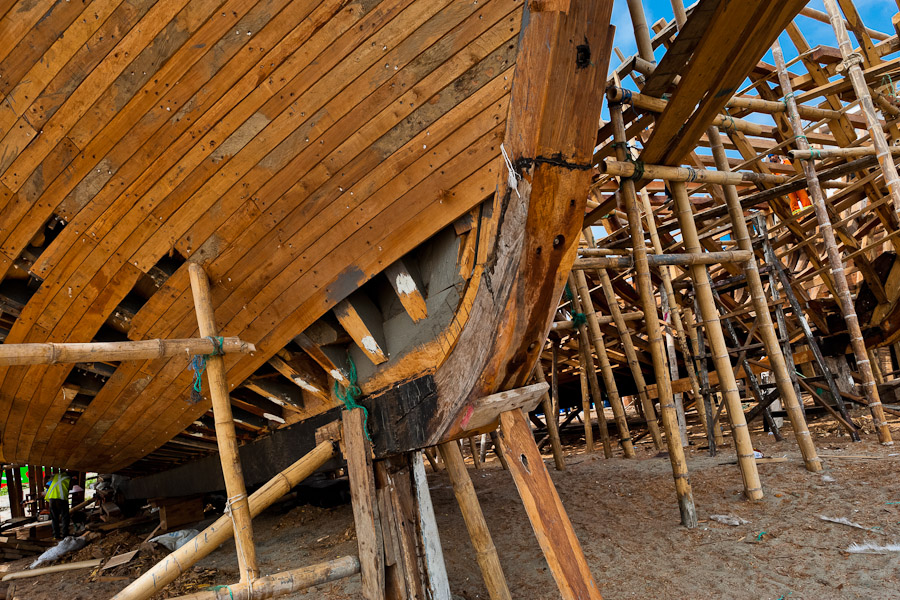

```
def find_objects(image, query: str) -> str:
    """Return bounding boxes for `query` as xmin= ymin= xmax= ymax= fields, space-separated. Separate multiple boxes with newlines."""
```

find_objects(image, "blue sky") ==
xmin=609 ymin=0 xmax=895 ymax=72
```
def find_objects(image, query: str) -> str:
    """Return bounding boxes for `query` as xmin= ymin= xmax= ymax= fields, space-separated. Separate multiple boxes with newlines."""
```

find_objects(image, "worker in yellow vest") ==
xmin=44 ymin=472 xmax=73 ymax=539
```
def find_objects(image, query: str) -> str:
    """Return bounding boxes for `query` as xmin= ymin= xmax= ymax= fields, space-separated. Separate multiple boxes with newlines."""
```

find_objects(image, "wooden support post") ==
xmin=534 ymin=364 xmax=569 ymax=468
xmin=468 ymin=436 xmax=482 ymax=470
xmin=411 ymin=452 xmax=451 ymax=600
xmin=27 ymin=466 xmax=40 ymax=515
xmin=824 ymin=0 xmax=900 ymax=222
xmin=489 ymin=432 xmax=510 ymax=470
xmin=579 ymin=366 xmax=594 ymax=453
xmin=671 ymin=180 xmax=763 ymax=500
xmin=595 ymin=266 xmax=663 ymax=450
xmin=374 ymin=456 xmax=426 ymax=599
xmin=496 ymin=409 xmax=603 ymax=600
xmin=113 ymin=442 xmax=336 ymax=600
xmin=571 ymin=271 xmax=635 ymax=457
xmin=707 ymin=125 xmax=821 ymax=472
xmin=660 ymin=286 xmax=688 ymax=446
xmin=188 ymin=263 xmax=260 ymax=583
xmin=685 ymin=307 xmax=723 ymax=452
xmin=774 ymin=42 xmax=892 ymax=445
xmin=5 ymin=468 xmax=24 ymax=519
xmin=610 ymin=102 xmax=697 ymax=527
xmin=342 ymin=408 xmax=385 ymax=600
xmin=438 ymin=442 xmax=512 ymax=600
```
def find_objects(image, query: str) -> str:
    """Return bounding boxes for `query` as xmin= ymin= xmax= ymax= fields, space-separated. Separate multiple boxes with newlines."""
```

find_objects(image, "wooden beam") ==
xmin=334 ymin=296 xmax=388 ymax=365
xmin=384 ymin=259 xmax=428 ymax=323
xmin=342 ymin=408 xmax=385 ymax=600
xmin=496 ymin=409 xmax=602 ymax=600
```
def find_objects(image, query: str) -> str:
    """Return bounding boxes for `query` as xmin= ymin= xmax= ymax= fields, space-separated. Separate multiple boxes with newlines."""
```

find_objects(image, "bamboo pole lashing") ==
xmin=773 ymin=40 xmax=892 ymax=445
xmin=609 ymin=101 xmax=697 ymax=527
xmin=188 ymin=263 xmax=260 ymax=583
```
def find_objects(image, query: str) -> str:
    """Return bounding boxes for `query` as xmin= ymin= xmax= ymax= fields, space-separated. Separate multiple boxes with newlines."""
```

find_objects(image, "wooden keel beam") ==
xmin=112 ymin=441 xmax=336 ymax=600
xmin=774 ymin=41 xmax=892 ymax=445
xmin=342 ymin=408 xmax=385 ymax=600
xmin=609 ymin=102 xmax=697 ymax=526
xmin=188 ymin=263 xmax=259 ymax=583
xmin=671 ymin=180 xmax=764 ymax=500
xmin=707 ymin=125 xmax=822 ymax=472
xmin=0 ymin=337 xmax=255 ymax=366
xmin=496 ymin=409 xmax=603 ymax=600
xmin=438 ymin=441 xmax=512 ymax=600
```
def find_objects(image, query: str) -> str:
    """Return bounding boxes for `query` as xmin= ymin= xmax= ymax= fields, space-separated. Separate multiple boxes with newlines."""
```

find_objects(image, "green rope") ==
xmin=572 ymin=313 xmax=587 ymax=328
xmin=626 ymin=158 xmax=645 ymax=181
xmin=188 ymin=336 xmax=225 ymax=404
xmin=883 ymin=74 xmax=896 ymax=98
xmin=206 ymin=585 xmax=234 ymax=600
xmin=334 ymin=353 xmax=371 ymax=441
xmin=563 ymin=284 xmax=574 ymax=301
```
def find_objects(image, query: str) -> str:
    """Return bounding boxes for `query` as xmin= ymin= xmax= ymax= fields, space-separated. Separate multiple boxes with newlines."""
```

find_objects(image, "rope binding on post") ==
xmin=334 ymin=353 xmax=371 ymax=441
xmin=188 ymin=336 xmax=225 ymax=404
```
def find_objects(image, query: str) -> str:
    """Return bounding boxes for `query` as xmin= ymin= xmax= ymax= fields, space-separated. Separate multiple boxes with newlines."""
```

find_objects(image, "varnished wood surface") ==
xmin=0 ymin=0 xmax=523 ymax=471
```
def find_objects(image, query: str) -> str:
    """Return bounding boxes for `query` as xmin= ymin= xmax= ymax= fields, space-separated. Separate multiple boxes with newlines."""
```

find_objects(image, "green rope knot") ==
xmin=334 ymin=353 xmax=371 ymax=441
xmin=188 ymin=336 xmax=225 ymax=404
xmin=626 ymin=158 xmax=645 ymax=181
xmin=563 ymin=284 xmax=574 ymax=302
xmin=572 ymin=312 xmax=587 ymax=328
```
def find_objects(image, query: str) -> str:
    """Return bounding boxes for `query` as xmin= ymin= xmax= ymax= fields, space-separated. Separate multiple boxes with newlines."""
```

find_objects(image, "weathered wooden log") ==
xmin=775 ymin=41 xmax=892 ymax=445
xmin=602 ymin=159 xmax=791 ymax=186
xmin=0 ymin=337 xmax=255 ymax=366
xmin=189 ymin=263 xmax=259 ymax=583
xmin=438 ymin=441 xmax=512 ymax=600
xmin=112 ymin=441 xmax=336 ymax=600
xmin=572 ymin=251 xmax=751 ymax=270
xmin=168 ymin=556 xmax=361 ymax=600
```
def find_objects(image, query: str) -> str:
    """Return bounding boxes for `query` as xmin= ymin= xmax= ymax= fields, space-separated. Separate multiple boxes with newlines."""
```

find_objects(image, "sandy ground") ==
xmin=5 ymin=410 xmax=900 ymax=599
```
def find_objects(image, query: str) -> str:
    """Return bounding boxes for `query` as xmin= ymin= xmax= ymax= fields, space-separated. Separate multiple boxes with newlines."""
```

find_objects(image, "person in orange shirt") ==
xmin=769 ymin=155 xmax=812 ymax=215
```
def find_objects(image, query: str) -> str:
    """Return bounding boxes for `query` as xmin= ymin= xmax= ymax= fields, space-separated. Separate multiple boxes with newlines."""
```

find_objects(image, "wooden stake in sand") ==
xmin=188 ymin=263 xmax=260 ymax=582
xmin=609 ymin=100 xmax=698 ymax=527
xmin=773 ymin=41 xmax=892 ymax=445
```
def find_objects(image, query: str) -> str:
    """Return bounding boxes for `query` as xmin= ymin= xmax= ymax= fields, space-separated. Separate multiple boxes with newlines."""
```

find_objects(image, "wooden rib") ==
xmin=383 ymin=260 xmax=428 ymax=323
xmin=334 ymin=297 xmax=389 ymax=366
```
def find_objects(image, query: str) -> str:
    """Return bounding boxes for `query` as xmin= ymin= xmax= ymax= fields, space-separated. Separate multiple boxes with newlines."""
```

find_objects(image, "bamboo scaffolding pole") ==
xmin=660 ymin=286 xmax=688 ymax=446
xmin=726 ymin=95 xmax=843 ymax=121
xmin=707 ymin=125 xmax=822 ymax=472
xmin=774 ymin=41 xmax=893 ymax=445
xmin=595 ymin=267 xmax=664 ymax=450
xmin=790 ymin=146 xmax=900 ymax=160
xmin=579 ymin=366 xmax=594 ymax=453
xmin=626 ymin=0 xmax=655 ymax=64
xmin=572 ymin=271 xmax=635 ymax=457
xmin=550 ymin=311 xmax=643 ymax=331
xmin=824 ymin=0 xmax=900 ymax=222
xmin=169 ymin=556 xmax=361 ymax=600
xmin=572 ymin=251 xmax=751 ymax=269
xmin=602 ymin=160 xmax=792 ymax=186
xmin=671 ymin=180 xmax=763 ymax=500
xmin=609 ymin=101 xmax=697 ymax=527
xmin=438 ymin=442 xmax=512 ymax=600
xmin=113 ymin=441 xmax=336 ymax=600
xmin=567 ymin=306 xmax=615 ymax=458
xmin=534 ymin=363 xmax=570 ymax=467
xmin=800 ymin=5 xmax=891 ymax=41
xmin=0 ymin=337 xmax=256 ymax=366
xmin=684 ymin=306 xmax=723 ymax=451
xmin=188 ymin=264 xmax=259 ymax=583
xmin=636 ymin=188 xmax=705 ymax=437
